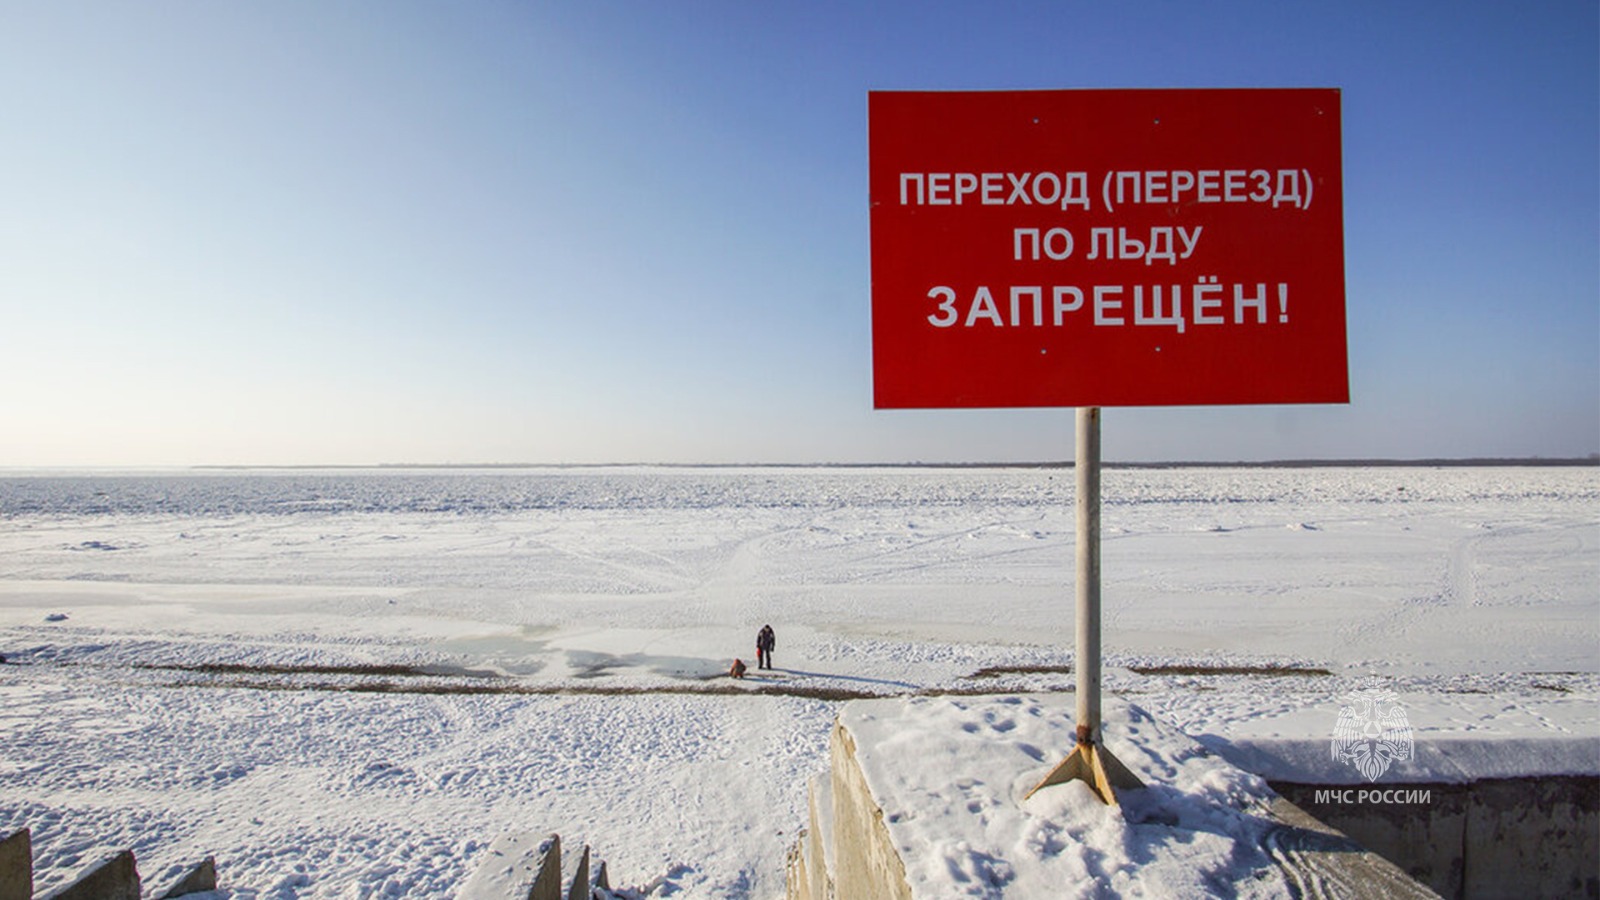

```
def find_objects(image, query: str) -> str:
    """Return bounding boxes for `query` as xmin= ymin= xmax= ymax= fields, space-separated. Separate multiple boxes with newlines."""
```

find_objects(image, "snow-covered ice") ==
xmin=1 ymin=466 xmax=1595 ymax=896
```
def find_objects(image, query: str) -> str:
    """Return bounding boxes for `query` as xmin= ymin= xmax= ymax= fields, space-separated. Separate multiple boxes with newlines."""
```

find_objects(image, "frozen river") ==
xmin=1 ymin=466 xmax=1595 ymax=897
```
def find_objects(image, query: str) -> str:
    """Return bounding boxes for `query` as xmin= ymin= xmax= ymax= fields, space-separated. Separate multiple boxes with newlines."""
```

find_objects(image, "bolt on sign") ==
xmin=869 ymin=89 xmax=1348 ymax=409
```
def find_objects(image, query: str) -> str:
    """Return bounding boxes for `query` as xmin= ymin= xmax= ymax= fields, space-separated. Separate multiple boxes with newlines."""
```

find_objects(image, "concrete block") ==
xmin=1273 ymin=781 xmax=1468 ymax=898
xmin=1464 ymin=776 xmax=1599 ymax=900
xmin=37 ymin=849 xmax=140 ymax=900
xmin=1273 ymin=776 xmax=1599 ymax=900
xmin=0 ymin=830 xmax=29 ymax=900
xmin=805 ymin=773 xmax=833 ymax=900
xmin=154 ymin=856 xmax=218 ymax=899
xmin=563 ymin=844 xmax=588 ymax=900
xmin=815 ymin=697 xmax=1441 ymax=898
xmin=1262 ymin=796 xmax=1442 ymax=899
xmin=827 ymin=720 xmax=912 ymax=900
xmin=457 ymin=833 xmax=562 ymax=900
xmin=784 ymin=832 xmax=811 ymax=900
xmin=785 ymin=777 xmax=830 ymax=900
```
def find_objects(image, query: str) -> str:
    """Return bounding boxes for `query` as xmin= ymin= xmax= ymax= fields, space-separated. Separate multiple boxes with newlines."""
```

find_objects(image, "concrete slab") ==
xmin=457 ymin=833 xmax=561 ymax=900
xmin=798 ymin=694 xmax=1442 ymax=898
xmin=37 ymin=850 xmax=140 ymax=900
xmin=0 ymin=830 xmax=29 ymax=900
xmin=153 ymin=856 xmax=218 ymax=899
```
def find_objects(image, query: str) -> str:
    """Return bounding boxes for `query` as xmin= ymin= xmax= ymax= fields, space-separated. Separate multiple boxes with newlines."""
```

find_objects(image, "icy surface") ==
xmin=1 ymin=466 xmax=1596 ymax=897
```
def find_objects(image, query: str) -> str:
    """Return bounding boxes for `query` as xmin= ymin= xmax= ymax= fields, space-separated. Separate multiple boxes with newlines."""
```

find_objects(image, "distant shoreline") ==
xmin=182 ymin=458 xmax=1600 ymax=471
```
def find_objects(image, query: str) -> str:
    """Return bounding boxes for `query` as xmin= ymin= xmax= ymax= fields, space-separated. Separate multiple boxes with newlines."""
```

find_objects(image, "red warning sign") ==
xmin=870 ymin=88 xmax=1348 ymax=408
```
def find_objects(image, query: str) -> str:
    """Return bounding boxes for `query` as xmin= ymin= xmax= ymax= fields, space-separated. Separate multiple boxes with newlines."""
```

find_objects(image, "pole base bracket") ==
xmin=1025 ymin=738 xmax=1144 ymax=806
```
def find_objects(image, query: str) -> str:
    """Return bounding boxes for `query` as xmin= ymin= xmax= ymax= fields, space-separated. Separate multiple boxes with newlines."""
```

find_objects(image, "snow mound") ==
xmin=838 ymin=694 xmax=1394 ymax=898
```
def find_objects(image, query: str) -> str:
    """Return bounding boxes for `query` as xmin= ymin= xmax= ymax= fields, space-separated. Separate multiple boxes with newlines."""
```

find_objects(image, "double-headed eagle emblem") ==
xmin=1331 ymin=688 xmax=1414 ymax=781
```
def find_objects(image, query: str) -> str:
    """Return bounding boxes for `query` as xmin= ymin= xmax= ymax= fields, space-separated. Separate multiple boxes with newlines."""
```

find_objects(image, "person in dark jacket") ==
xmin=756 ymin=624 xmax=776 ymax=670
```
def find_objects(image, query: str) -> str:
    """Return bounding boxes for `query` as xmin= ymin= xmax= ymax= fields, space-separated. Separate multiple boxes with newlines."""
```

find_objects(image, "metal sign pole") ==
xmin=1026 ymin=406 xmax=1142 ymax=805
xmin=1076 ymin=406 xmax=1102 ymax=747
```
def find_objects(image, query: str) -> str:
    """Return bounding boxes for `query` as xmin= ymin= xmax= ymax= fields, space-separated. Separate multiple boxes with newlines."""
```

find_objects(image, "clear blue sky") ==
xmin=2 ymin=1 xmax=1595 ymax=465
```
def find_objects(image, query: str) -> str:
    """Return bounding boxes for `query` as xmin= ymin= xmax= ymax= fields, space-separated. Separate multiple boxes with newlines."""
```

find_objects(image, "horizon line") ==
xmin=161 ymin=455 xmax=1600 ymax=471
